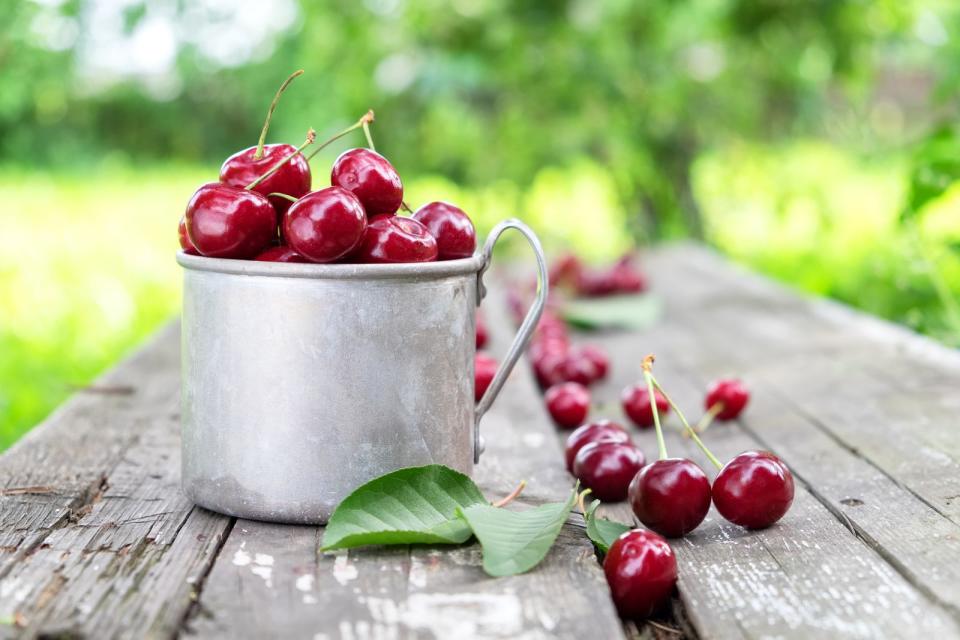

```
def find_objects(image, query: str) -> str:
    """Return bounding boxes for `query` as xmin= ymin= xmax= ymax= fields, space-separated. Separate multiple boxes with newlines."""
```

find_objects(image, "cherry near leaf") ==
xmin=584 ymin=500 xmax=632 ymax=554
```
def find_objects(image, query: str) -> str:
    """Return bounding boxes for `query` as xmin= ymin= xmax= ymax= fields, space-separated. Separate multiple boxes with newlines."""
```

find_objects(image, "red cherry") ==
xmin=185 ymin=183 xmax=276 ymax=259
xmin=573 ymin=441 xmax=645 ymax=502
xmin=611 ymin=264 xmax=647 ymax=293
xmin=351 ymin=215 xmax=438 ymax=263
xmin=533 ymin=350 xmax=567 ymax=388
xmin=553 ymin=352 xmax=599 ymax=386
xmin=476 ymin=312 xmax=488 ymax=349
xmin=255 ymin=245 xmax=308 ymax=262
xmin=475 ymin=353 xmax=498 ymax=401
xmin=331 ymin=148 xmax=403 ymax=216
xmin=712 ymin=451 xmax=794 ymax=529
xmin=603 ymin=530 xmax=677 ymax=619
xmin=549 ymin=253 xmax=583 ymax=288
xmin=576 ymin=269 xmax=618 ymax=297
xmin=621 ymin=384 xmax=669 ymax=429
xmin=544 ymin=382 xmax=590 ymax=430
xmin=412 ymin=201 xmax=477 ymax=260
xmin=628 ymin=459 xmax=711 ymax=538
xmin=220 ymin=144 xmax=311 ymax=216
xmin=178 ymin=216 xmax=198 ymax=254
xmin=282 ymin=187 xmax=367 ymax=263
xmin=529 ymin=337 xmax=569 ymax=365
xmin=705 ymin=379 xmax=750 ymax=420
xmin=564 ymin=419 xmax=630 ymax=472
xmin=573 ymin=344 xmax=609 ymax=380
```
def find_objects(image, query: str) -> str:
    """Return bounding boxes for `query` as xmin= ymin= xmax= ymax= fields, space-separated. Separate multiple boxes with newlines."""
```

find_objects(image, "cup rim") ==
xmin=176 ymin=250 xmax=485 ymax=279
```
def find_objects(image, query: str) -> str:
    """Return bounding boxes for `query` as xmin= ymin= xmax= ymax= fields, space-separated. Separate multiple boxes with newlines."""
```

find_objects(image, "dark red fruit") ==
xmin=412 ymin=201 xmax=477 ymax=260
xmin=573 ymin=441 xmax=645 ymax=502
xmin=351 ymin=215 xmax=438 ymax=263
xmin=179 ymin=216 xmax=198 ymax=254
xmin=549 ymin=253 xmax=583 ymax=288
xmin=576 ymin=269 xmax=618 ymax=297
xmin=553 ymin=352 xmax=600 ymax=386
xmin=712 ymin=451 xmax=794 ymax=529
xmin=603 ymin=530 xmax=677 ymax=619
xmin=476 ymin=312 xmax=489 ymax=349
xmin=628 ymin=459 xmax=711 ymax=537
xmin=544 ymin=382 xmax=590 ymax=430
xmin=331 ymin=148 xmax=403 ymax=216
xmin=185 ymin=183 xmax=276 ymax=259
xmin=475 ymin=353 xmax=498 ymax=401
xmin=574 ymin=345 xmax=609 ymax=380
xmin=611 ymin=264 xmax=647 ymax=293
xmin=220 ymin=144 xmax=311 ymax=215
xmin=564 ymin=420 xmax=630 ymax=472
xmin=621 ymin=385 xmax=669 ymax=429
xmin=282 ymin=187 xmax=367 ymax=263
xmin=255 ymin=246 xmax=308 ymax=262
xmin=705 ymin=379 xmax=750 ymax=420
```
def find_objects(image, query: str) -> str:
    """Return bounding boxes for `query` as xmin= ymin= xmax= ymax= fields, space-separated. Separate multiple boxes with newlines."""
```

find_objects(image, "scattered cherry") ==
xmin=331 ymin=148 xmax=403 ymax=216
xmin=255 ymin=246 xmax=308 ymax=262
xmin=603 ymin=529 xmax=677 ymax=620
xmin=564 ymin=419 xmax=630 ymax=472
xmin=621 ymin=384 xmax=669 ymax=429
xmin=574 ymin=345 xmax=609 ymax=380
xmin=178 ymin=216 xmax=198 ymax=254
xmin=548 ymin=253 xmax=583 ymax=288
xmin=350 ymin=215 xmax=438 ymax=263
xmin=712 ymin=451 xmax=794 ymax=529
xmin=476 ymin=312 xmax=489 ymax=349
xmin=282 ymin=187 xmax=367 ymax=263
xmin=185 ymin=183 xmax=277 ymax=259
xmin=412 ymin=201 xmax=477 ymax=260
xmin=628 ymin=459 xmax=711 ymax=538
xmin=705 ymin=379 xmax=750 ymax=421
xmin=573 ymin=441 xmax=645 ymax=502
xmin=552 ymin=352 xmax=600 ymax=386
xmin=475 ymin=353 xmax=498 ymax=401
xmin=544 ymin=382 xmax=590 ymax=430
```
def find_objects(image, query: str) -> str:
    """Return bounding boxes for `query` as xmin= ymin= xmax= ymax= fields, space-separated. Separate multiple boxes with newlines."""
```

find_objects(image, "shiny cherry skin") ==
xmin=705 ymin=379 xmax=750 ymax=420
xmin=254 ymin=245 xmax=308 ymax=262
xmin=412 ymin=201 xmax=477 ymax=260
xmin=282 ymin=187 xmax=367 ymax=263
xmin=544 ymin=382 xmax=590 ymax=430
xmin=351 ymin=215 xmax=438 ymax=263
xmin=553 ymin=352 xmax=600 ymax=386
xmin=220 ymin=144 xmax=311 ymax=215
xmin=628 ymin=458 xmax=711 ymax=538
xmin=178 ymin=216 xmax=198 ymax=254
xmin=603 ymin=529 xmax=677 ymax=620
xmin=573 ymin=345 xmax=609 ymax=380
xmin=573 ymin=441 xmax=645 ymax=502
xmin=185 ymin=183 xmax=277 ymax=259
xmin=476 ymin=312 xmax=489 ymax=349
xmin=331 ymin=148 xmax=403 ymax=216
xmin=713 ymin=451 xmax=794 ymax=529
xmin=621 ymin=384 xmax=669 ymax=429
xmin=475 ymin=353 xmax=498 ymax=401
xmin=564 ymin=419 xmax=630 ymax=472
xmin=533 ymin=350 xmax=567 ymax=388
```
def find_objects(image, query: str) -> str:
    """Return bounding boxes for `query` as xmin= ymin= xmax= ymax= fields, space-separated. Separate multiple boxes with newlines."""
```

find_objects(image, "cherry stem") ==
xmin=691 ymin=402 xmax=724 ymax=436
xmin=648 ymin=374 xmax=723 ymax=470
xmin=267 ymin=192 xmax=299 ymax=203
xmin=492 ymin=480 xmax=526 ymax=508
xmin=246 ymin=129 xmax=316 ymax=191
xmin=401 ymin=201 xmax=413 ymax=213
xmin=253 ymin=70 xmax=304 ymax=161
xmin=305 ymin=110 xmax=375 ymax=162
xmin=641 ymin=356 xmax=668 ymax=461
xmin=362 ymin=118 xmax=376 ymax=151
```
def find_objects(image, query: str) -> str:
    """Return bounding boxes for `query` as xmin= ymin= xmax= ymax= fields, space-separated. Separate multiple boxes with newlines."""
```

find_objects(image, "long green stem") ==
xmin=362 ymin=119 xmax=376 ymax=151
xmin=254 ymin=70 xmax=304 ymax=160
xmin=246 ymin=129 xmax=316 ymax=191
xmin=305 ymin=110 xmax=375 ymax=161
xmin=649 ymin=375 xmax=723 ymax=470
xmin=267 ymin=192 xmax=299 ymax=203
xmin=642 ymin=368 xmax=668 ymax=460
xmin=690 ymin=402 xmax=724 ymax=437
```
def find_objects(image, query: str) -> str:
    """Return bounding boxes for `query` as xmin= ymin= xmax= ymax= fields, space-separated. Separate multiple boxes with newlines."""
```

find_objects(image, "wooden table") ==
xmin=2 ymin=244 xmax=959 ymax=639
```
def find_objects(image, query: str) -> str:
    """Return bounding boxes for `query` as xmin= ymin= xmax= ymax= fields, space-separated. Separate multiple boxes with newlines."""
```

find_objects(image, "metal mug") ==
xmin=177 ymin=219 xmax=547 ymax=524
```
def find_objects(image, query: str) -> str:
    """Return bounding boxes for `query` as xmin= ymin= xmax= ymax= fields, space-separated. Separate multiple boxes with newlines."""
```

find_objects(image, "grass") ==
xmin=2 ymin=141 xmax=958 ymax=449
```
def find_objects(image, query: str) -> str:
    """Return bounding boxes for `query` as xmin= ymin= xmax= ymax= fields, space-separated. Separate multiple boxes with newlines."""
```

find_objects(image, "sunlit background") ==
xmin=2 ymin=0 xmax=959 ymax=448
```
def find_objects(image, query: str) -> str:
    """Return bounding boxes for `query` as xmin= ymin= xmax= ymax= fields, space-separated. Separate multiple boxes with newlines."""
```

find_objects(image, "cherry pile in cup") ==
xmin=178 ymin=71 xmax=477 ymax=265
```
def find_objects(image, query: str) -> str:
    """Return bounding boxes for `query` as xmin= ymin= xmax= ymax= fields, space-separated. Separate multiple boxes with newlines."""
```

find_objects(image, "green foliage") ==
xmin=562 ymin=295 xmax=662 ymax=331
xmin=584 ymin=500 xmax=632 ymax=554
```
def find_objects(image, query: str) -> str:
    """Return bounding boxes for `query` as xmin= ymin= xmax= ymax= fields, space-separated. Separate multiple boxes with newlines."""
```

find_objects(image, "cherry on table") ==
xmin=705 ymin=379 xmax=750 ymax=420
xmin=412 ymin=201 xmax=477 ymax=260
xmin=185 ymin=183 xmax=277 ymax=259
xmin=553 ymin=352 xmax=600 ymax=386
xmin=544 ymin=382 xmax=590 ymax=430
xmin=255 ymin=246 xmax=308 ymax=262
xmin=220 ymin=144 xmax=311 ymax=216
xmin=331 ymin=148 xmax=403 ymax=216
xmin=564 ymin=419 xmax=630 ymax=472
xmin=621 ymin=384 xmax=669 ymax=429
xmin=573 ymin=441 xmax=645 ymax=502
xmin=573 ymin=345 xmax=609 ymax=380
xmin=350 ymin=215 xmax=438 ymax=263
xmin=712 ymin=450 xmax=794 ymax=529
xmin=282 ymin=187 xmax=367 ymax=263
xmin=475 ymin=353 xmax=498 ymax=401
xmin=603 ymin=529 xmax=677 ymax=620
xmin=628 ymin=458 xmax=711 ymax=538
xmin=178 ymin=216 xmax=198 ymax=254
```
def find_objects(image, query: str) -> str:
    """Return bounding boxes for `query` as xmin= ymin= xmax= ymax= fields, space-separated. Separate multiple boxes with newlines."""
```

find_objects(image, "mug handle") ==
xmin=474 ymin=219 xmax=549 ymax=463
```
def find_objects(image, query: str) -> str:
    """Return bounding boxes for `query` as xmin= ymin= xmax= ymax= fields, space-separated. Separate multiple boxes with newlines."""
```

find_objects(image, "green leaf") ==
xmin=458 ymin=489 xmax=578 ymax=577
xmin=562 ymin=294 xmax=661 ymax=331
xmin=584 ymin=500 xmax=632 ymax=553
xmin=321 ymin=465 xmax=486 ymax=551
xmin=901 ymin=126 xmax=960 ymax=224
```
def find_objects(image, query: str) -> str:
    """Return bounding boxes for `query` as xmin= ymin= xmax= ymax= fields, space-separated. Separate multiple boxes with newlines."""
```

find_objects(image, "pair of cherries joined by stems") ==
xmin=181 ymin=71 xmax=476 ymax=264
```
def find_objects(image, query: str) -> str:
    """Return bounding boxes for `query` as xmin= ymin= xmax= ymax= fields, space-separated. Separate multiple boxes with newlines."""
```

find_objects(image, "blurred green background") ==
xmin=2 ymin=0 xmax=960 ymax=449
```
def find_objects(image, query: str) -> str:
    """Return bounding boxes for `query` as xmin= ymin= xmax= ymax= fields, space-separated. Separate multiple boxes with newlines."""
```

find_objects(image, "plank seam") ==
xmin=174 ymin=515 xmax=236 ymax=638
